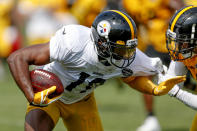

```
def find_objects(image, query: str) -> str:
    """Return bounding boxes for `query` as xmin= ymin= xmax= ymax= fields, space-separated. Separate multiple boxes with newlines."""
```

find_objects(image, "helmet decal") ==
xmin=97 ymin=20 xmax=111 ymax=37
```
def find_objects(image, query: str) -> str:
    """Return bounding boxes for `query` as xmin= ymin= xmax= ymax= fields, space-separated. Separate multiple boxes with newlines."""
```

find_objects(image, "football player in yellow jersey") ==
xmin=0 ymin=0 xmax=22 ymax=58
xmin=18 ymin=0 xmax=68 ymax=14
xmin=184 ymin=0 xmax=197 ymax=5
xmin=0 ymin=0 xmax=22 ymax=79
xmin=122 ymin=0 xmax=185 ymax=131
xmin=123 ymin=0 xmax=183 ymax=59
xmin=163 ymin=5 xmax=197 ymax=131
xmin=183 ymin=0 xmax=197 ymax=100
xmin=70 ymin=0 xmax=107 ymax=27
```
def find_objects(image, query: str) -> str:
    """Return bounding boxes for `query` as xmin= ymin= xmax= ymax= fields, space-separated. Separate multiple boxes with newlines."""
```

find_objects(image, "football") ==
xmin=30 ymin=69 xmax=64 ymax=98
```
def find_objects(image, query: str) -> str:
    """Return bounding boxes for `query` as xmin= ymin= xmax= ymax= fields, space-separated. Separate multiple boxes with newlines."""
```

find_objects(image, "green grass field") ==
xmin=0 ymin=63 xmax=196 ymax=131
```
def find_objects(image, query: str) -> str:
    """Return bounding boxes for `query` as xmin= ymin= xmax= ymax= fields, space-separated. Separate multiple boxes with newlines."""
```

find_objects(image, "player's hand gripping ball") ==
xmin=30 ymin=69 xmax=64 ymax=106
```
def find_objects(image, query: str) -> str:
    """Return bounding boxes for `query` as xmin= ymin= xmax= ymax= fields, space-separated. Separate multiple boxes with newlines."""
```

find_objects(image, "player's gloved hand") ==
xmin=153 ymin=75 xmax=186 ymax=96
xmin=30 ymin=86 xmax=62 ymax=107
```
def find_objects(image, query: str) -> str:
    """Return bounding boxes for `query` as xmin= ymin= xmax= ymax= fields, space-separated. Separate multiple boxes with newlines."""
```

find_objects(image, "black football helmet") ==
xmin=91 ymin=10 xmax=138 ymax=68
xmin=166 ymin=5 xmax=197 ymax=61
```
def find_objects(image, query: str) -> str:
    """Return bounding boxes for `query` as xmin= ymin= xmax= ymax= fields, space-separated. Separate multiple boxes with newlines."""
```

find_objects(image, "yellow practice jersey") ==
xmin=147 ymin=18 xmax=169 ymax=53
xmin=0 ymin=0 xmax=17 ymax=57
xmin=182 ymin=56 xmax=197 ymax=80
xmin=123 ymin=0 xmax=173 ymax=53
xmin=0 ymin=0 xmax=14 ymax=25
xmin=184 ymin=0 xmax=197 ymax=5
xmin=184 ymin=55 xmax=197 ymax=131
xmin=18 ymin=0 xmax=68 ymax=13
xmin=123 ymin=0 xmax=171 ymax=24
xmin=70 ymin=0 xmax=107 ymax=27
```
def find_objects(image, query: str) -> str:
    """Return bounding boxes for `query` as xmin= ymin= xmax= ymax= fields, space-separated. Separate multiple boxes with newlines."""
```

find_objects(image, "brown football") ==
xmin=30 ymin=69 xmax=64 ymax=98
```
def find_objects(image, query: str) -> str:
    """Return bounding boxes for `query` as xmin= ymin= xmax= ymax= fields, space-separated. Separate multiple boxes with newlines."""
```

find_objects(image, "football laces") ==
xmin=34 ymin=70 xmax=51 ymax=79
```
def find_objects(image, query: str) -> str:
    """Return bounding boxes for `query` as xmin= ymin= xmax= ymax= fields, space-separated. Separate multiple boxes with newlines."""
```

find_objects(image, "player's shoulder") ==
xmin=55 ymin=24 xmax=91 ymax=52
xmin=62 ymin=24 xmax=90 ymax=37
xmin=135 ymin=48 xmax=149 ymax=59
xmin=130 ymin=48 xmax=164 ymax=75
xmin=135 ymin=48 xmax=163 ymax=66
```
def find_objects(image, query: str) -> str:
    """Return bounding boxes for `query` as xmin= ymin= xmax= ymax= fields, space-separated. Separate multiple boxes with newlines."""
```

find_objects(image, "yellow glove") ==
xmin=153 ymin=75 xmax=186 ymax=96
xmin=31 ymin=86 xmax=62 ymax=107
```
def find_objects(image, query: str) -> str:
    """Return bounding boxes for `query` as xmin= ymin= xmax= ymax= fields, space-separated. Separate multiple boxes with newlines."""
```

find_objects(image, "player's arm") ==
xmin=165 ymin=61 xmax=197 ymax=110
xmin=7 ymin=43 xmax=50 ymax=103
xmin=168 ymin=85 xmax=197 ymax=110
xmin=122 ymin=75 xmax=186 ymax=96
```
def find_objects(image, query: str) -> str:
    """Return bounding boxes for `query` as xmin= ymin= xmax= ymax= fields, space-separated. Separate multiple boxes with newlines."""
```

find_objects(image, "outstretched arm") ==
xmin=163 ymin=60 xmax=197 ymax=110
xmin=7 ymin=43 xmax=50 ymax=103
xmin=122 ymin=76 xmax=155 ymax=94
xmin=168 ymin=85 xmax=197 ymax=110
xmin=122 ymin=75 xmax=186 ymax=96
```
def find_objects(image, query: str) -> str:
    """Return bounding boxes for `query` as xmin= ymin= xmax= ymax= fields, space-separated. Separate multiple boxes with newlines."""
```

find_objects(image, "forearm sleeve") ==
xmin=175 ymin=89 xmax=197 ymax=110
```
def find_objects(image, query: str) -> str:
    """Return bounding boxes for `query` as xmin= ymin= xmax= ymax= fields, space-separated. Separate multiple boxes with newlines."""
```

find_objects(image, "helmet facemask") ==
xmin=91 ymin=27 xmax=137 ymax=68
xmin=166 ymin=29 xmax=197 ymax=61
xmin=107 ymin=39 xmax=137 ymax=68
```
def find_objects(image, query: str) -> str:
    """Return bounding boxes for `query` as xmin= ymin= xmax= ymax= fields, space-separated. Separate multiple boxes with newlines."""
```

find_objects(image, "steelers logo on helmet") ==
xmin=91 ymin=10 xmax=138 ymax=68
xmin=166 ymin=5 xmax=197 ymax=61
xmin=97 ymin=20 xmax=111 ymax=38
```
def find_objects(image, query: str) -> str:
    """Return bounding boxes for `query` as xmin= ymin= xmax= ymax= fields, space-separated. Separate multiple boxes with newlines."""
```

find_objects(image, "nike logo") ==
xmin=63 ymin=28 xmax=66 ymax=35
